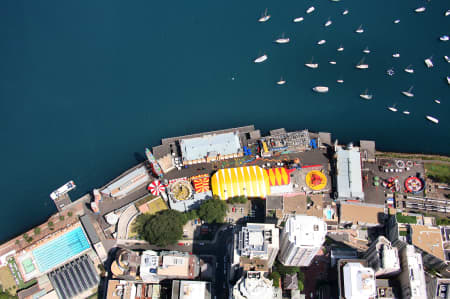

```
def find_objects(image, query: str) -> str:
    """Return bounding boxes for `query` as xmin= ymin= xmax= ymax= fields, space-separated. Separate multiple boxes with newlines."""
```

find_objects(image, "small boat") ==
xmin=401 ymin=86 xmax=414 ymax=98
xmin=403 ymin=111 xmax=410 ymax=115
xmin=337 ymin=79 xmax=344 ymax=84
xmin=426 ymin=115 xmax=439 ymax=124
xmin=424 ymin=57 xmax=433 ymax=68
xmin=50 ymin=181 xmax=76 ymax=200
xmin=329 ymin=61 xmax=337 ymax=65
xmin=293 ymin=17 xmax=304 ymax=23
xmin=355 ymin=25 xmax=364 ymax=34
xmin=356 ymin=57 xmax=369 ymax=69
xmin=394 ymin=19 xmax=400 ymax=24
xmin=305 ymin=57 xmax=318 ymax=69
xmin=258 ymin=9 xmax=271 ymax=22
xmin=446 ymin=10 xmax=450 ymax=17
xmin=447 ymin=76 xmax=450 ymax=84
xmin=404 ymin=65 xmax=414 ymax=74
xmin=277 ymin=77 xmax=286 ymax=85
xmin=275 ymin=33 xmax=290 ymax=44
xmin=306 ymin=6 xmax=315 ymax=14
xmin=393 ymin=53 xmax=400 ymax=58
xmin=324 ymin=18 xmax=332 ymax=27
xmin=387 ymin=68 xmax=395 ymax=76
xmin=363 ymin=46 xmax=370 ymax=54
xmin=360 ymin=89 xmax=373 ymax=100
xmin=434 ymin=99 xmax=441 ymax=104
xmin=440 ymin=35 xmax=449 ymax=41
xmin=388 ymin=106 xmax=398 ymax=112
xmin=444 ymin=55 xmax=450 ymax=63
xmin=317 ymin=39 xmax=326 ymax=45
xmin=313 ymin=86 xmax=329 ymax=93
xmin=342 ymin=9 xmax=349 ymax=15
xmin=415 ymin=7 xmax=426 ymax=13
xmin=337 ymin=45 xmax=344 ymax=52
xmin=254 ymin=54 xmax=268 ymax=63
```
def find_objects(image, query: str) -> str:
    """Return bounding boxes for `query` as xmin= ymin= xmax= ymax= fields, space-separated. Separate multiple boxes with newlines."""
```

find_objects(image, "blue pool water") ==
xmin=32 ymin=227 xmax=90 ymax=273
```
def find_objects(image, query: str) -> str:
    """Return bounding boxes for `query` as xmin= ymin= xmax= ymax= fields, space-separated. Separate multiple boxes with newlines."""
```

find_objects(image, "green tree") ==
xmin=68 ymin=211 xmax=73 ymax=217
xmin=48 ymin=221 xmax=54 ymax=227
xmin=34 ymin=227 xmax=41 ymax=235
xmin=59 ymin=215 xmax=65 ymax=221
xmin=227 ymin=196 xmax=248 ymax=204
xmin=135 ymin=210 xmax=186 ymax=246
xmin=273 ymin=260 xmax=301 ymax=275
xmin=297 ymin=279 xmax=304 ymax=291
xmin=269 ymin=272 xmax=281 ymax=287
xmin=14 ymin=240 xmax=19 ymax=246
xmin=198 ymin=199 xmax=227 ymax=223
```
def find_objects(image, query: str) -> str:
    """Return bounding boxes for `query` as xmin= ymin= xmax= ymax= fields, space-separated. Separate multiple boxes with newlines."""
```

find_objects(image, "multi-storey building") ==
xmin=363 ymin=236 xmax=400 ymax=277
xmin=398 ymin=245 xmax=427 ymax=299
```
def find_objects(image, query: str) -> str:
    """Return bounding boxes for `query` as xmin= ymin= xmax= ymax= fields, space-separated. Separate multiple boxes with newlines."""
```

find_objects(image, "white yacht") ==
xmin=440 ymin=35 xmax=449 ymax=41
xmin=50 ymin=181 xmax=76 ymax=200
xmin=324 ymin=18 xmax=332 ymax=27
xmin=446 ymin=10 xmax=450 ymax=16
xmin=426 ymin=115 xmax=439 ymax=124
xmin=447 ymin=76 xmax=450 ymax=84
xmin=403 ymin=111 xmax=410 ymax=115
xmin=329 ymin=61 xmax=337 ymax=65
xmin=363 ymin=47 xmax=370 ymax=54
xmin=313 ymin=86 xmax=329 ymax=93
xmin=342 ymin=9 xmax=349 ymax=15
xmin=434 ymin=99 xmax=441 ymax=104
xmin=401 ymin=86 xmax=414 ymax=98
xmin=356 ymin=57 xmax=369 ymax=69
xmin=393 ymin=53 xmax=400 ymax=58
xmin=415 ymin=7 xmax=426 ymax=13
xmin=337 ymin=79 xmax=344 ymax=84
xmin=254 ymin=54 xmax=268 ymax=63
xmin=337 ymin=45 xmax=344 ymax=52
xmin=424 ymin=57 xmax=433 ymax=68
xmin=306 ymin=6 xmax=315 ymax=14
xmin=388 ymin=106 xmax=398 ymax=112
xmin=317 ymin=39 xmax=326 ymax=45
xmin=355 ymin=25 xmax=364 ymax=34
xmin=404 ymin=65 xmax=414 ymax=73
xmin=258 ymin=9 xmax=271 ymax=22
xmin=394 ymin=19 xmax=400 ymax=24
xmin=277 ymin=77 xmax=286 ymax=85
xmin=305 ymin=57 xmax=318 ymax=69
xmin=275 ymin=33 xmax=290 ymax=44
xmin=360 ymin=89 xmax=373 ymax=100
xmin=293 ymin=17 xmax=304 ymax=23
xmin=444 ymin=56 xmax=450 ymax=63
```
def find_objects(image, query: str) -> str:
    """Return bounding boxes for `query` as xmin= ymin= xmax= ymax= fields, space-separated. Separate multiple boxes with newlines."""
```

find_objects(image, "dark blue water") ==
xmin=0 ymin=0 xmax=449 ymax=242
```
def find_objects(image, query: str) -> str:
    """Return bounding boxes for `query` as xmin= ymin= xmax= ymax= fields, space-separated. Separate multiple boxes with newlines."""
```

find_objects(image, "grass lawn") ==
xmin=396 ymin=213 xmax=417 ymax=224
xmin=425 ymin=163 xmax=450 ymax=184
xmin=0 ymin=266 xmax=16 ymax=294
xmin=144 ymin=197 xmax=168 ymax=215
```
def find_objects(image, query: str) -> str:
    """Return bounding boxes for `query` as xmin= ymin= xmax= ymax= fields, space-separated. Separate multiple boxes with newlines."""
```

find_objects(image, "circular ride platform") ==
xmin=305 ymin=170 xmax=327 ymax=190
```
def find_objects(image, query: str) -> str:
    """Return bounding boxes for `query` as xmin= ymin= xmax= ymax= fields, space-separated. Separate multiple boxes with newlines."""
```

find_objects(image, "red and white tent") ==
xmin=148 ymin=180 xmax=165 ymax=196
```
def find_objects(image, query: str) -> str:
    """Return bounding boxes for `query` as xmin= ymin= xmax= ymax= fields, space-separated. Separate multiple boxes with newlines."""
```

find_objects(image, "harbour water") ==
xmin=0 ymin=0 xmax=449 ymax=242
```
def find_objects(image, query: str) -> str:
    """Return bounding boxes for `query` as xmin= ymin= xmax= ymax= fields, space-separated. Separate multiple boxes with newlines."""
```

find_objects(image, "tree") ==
xmin=198 ymin=199 xmax=227 ymax=224
xmin=227 ymin=196 xmax=248 ymax=204
xmin=297 ymin=279 xmax=304 ymax=291
xmin=273 ymin=260 xmax=301 ymax=275
xmin=68 ymin=211 xmax=73 ymax=217
xmin=135 ymin=210 xmax=186 ymax=246
xmin=34 ymin=227 xmax=41 ymax=235
xmin=48 ymin=221 xmax=54 ymax=227
xmin=269 ymin=271 xmax=280 ymax=287
xmin=59 ymin=215 xmax=65 ymax=221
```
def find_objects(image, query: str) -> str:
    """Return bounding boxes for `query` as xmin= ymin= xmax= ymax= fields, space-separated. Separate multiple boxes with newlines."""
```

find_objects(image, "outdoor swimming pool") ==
xmin=32 ymin=226 xmax=90 ymax=273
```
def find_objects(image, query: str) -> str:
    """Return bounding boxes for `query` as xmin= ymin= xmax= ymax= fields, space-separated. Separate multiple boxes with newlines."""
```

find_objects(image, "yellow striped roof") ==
xmin=211 ymin=166 xmax=271 ymax=200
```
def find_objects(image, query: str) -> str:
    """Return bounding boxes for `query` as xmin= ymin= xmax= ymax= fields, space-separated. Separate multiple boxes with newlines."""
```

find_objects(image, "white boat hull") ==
xmin=426 ymin=116 xmax=439 ymax=123
xmin=356 ymin=64 xmax=369 ymax=69
xmin=415 ymin=7 xmax=426 ymax=13
xmin=293 ymin=17 xmax=304 ymax=23
xmin=424 ymin=59 xmax=433 ymax=68
xmin=259 ymin=16 xmax=271 ymax=22
xmin=388 ymin=107 xmax=398 ymax=112
xmin=313 ymin=86 xmax=329 ymax=93
xmin=305 ymin=63 xmax=318 ymax=69
xmin=317 ymin=40 xmax=326 ymax=45
xmin=275 ymin=38 xmax=290 ymax=44
xmin=50 ymin=180 xmax=76 ymax=200
xmin=306 ymin=6 xmax=315 ymax=14
xmin=393 ymin=53 xmax=400 ymax=58
xmin=254 ymin=55 xmax=268 ymax=63
xmin=402 ymin=92 xmax=414 ymax=98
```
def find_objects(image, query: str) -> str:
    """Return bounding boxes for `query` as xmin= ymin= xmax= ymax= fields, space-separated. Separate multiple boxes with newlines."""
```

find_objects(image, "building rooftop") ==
xmin=343 ymin=262 xmax=376 ymax=299
xmin=180 ymin=131 xmax=242 ymax=162
xmin=176 ymin=281 xmax=211 ymax=299
xmin=410 ymin=225 xmax=445 ymax=261
xmin=402 ymin=245 xmax=427 ymax=298
xmin=359 ymin=140 xmax=376 ymax=161
xmin=101 ymin=166 xmax=150 ymax=198
xmin=339 ymin=202 xmax=385 ymax=226
xmin=79 ymin=215 xmax=100 ymax=245
xmin=238 ymin=223 xmax=279 ymax=259
xmin=266 ymin=196 xmax=283 ymax=210
xmin=232 ymin=271 xmax=274 ymax=299
xmin=284 ymin=215 xmax=327 ymax=247
xmin=336 ymin=146 xmax=364 ymax=200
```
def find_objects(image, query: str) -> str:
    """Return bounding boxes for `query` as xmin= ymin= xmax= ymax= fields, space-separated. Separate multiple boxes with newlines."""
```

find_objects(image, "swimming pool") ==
xmin=32 ymin=226 xmax=90 ymax=273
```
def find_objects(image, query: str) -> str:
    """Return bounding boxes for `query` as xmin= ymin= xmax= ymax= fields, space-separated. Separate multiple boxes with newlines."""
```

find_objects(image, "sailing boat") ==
xmin=337 ymin=44 xmax=344 ymax=52
xmin=363 ymin=46 xmax=370 ymax=54
xmin=317 ymin=39 xmax=326 ymax=45
xmin=426 ymin=115 xmax=439 ymax=124
xmin=355 ymin=25 xmax=364 ymax=34
xmin=415 ymin=7 xmax=426 ymax=13
xmin=258 ymin=9 xmax=271 ymax=22
xmin=305 ymin=57 xmax=318 ymax=69
xmin=356 ymin=57 xmax=369 ymax=69
xmin=324 ymin=18 xmax=332 ymax=27
xmin=360 ymin=89 xmax=373 ymax=100
xmin=392 ymin=53 xmax=400 ymax=58
xmin=337 ymin=78 xmax=344 ymax=84
xmin=394 ymin=19 xmax=400 ymax=24
xmin=254 ymin=54 xmax=268 ymax=63
xmin=401 ymin=86 xmax=414 ymax=98
xmin=306 ymin=6 xmax=315 ymax=14
xmin=277 ymin=77 xmax=286 ymax=85
xmin=293 ymin=16 xmax=304 ymax=22
xmin=275 ymin=33 xmax=290 ymax=44
xmin=404 ymin=65 xmax=414 ymax=74
xmin=388 ymin=105 xmax=398 ymax=112
xmin=342 ymin=9 xmax=349 ymax=15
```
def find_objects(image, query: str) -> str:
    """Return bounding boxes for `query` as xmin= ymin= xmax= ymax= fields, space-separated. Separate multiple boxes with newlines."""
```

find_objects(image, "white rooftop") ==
xmin=233 ymin=272 xmax=274 ymax=299
xmin=404 ymin=245 xmax=427 ymax=298
xmin=140 ymin=250 xmax=159 ymax=282
xmin=336 ymin=146 xmax=364 ymax=199
xmin=285 ymin=215 xmax=327 ymax=247
xmin=343 ymin=262 xmax=376 ymax=299
xmin=381 ymin=244 xmax=400 ymax=271
xmin=180 ymin=132 xmax=241 ymax=162
xmin=179 ymin=281 xmax=209 ymax=299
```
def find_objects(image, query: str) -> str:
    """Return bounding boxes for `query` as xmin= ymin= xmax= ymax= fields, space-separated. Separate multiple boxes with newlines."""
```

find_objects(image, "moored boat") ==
xmin=388 ymin=106 xmax=398 ymax=112
xmin=447 ymin=76 xmax=450 ymax=84
xmin=356 ymin=57 xmax=368 ymax=69
xmin=393 ymin=53 xmax=400 ymax=58
xmin=424 ymin=57 xmax=433 ymax=68
xmin=415 ymin=7 xmax=426 ymax=13
xmin=293 ymin=16 xmax=304 ymax=23
xmin=275 ymin=33 xmax=290 ymax=44
xmin=440 ymin=35 xmax=449 ymax=41
xmin=329 ymin=61 xmax=336 ymax=65
xmin=337 ymin=79 xmax=344 ymax=84
xmin=317 ymin=39 xmax=326 ymax=45
xmin=50 ymin=181 xmax=76 ymax=200
xmin=324 ymin=18 xmax=332 ymax=27
xmin=404 ymin=65 xmax=414 ymax=73
xmin=426 ymin=115 xmax=439 ymax=124
xmin=360 ymin=89 xmax=373 ymax=100
xmin=342 ymin=9 xmax=349 ymax=15
xmin=363 ymin=46 xmax=370 ymax=54
xmin=403 ymin=111 xmax=410 ymax=115
xmin=337 ymin=45 xmax=344 ymax=52
xmin=401 ymin=86 xmax=414 ymax=98
xmin=444 ymin=56 xmax=450 ymax=63
xmin=277 ymin=77 xmax=286 ymax=85
xmin=394 ymin=19 xmax=400 ymax=24
xmin=446 ymin=10 xmax=450 ymax=16
xmin=254 ymin=54 xmax=268 ymax=63
xmin=258 ymin=9 xmax=271 ymax=22
xmin=434 ymin=99 xmax=441 ymax=104
xmin=306 ymin=6 xmax=315 ymax=14
xmin=355 ymin=25 xmax=364 ymax=34
xmin=313 ymin=86 xmax=329 ymax=93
